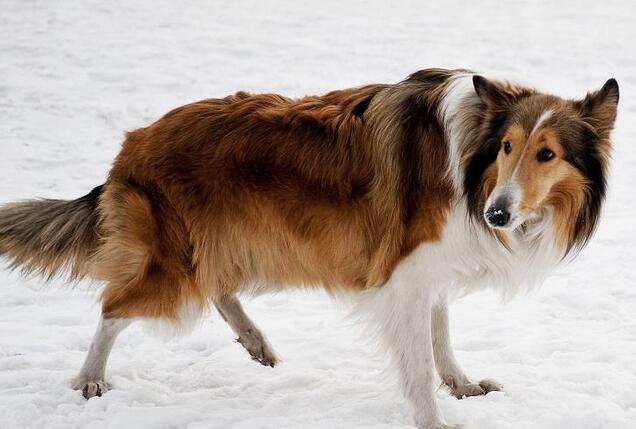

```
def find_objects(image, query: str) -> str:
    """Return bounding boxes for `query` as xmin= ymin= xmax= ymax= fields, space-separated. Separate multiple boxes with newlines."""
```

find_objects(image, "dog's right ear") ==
xmin=575 ymin=78 xmax=619 ymax=138
xmin=473 ymin=75 xmax=511 ymax=109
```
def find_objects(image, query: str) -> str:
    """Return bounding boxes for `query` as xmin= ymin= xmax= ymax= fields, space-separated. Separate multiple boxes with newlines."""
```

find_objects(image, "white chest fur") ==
xmin=404 ymin=201 xmax=565 ymax=296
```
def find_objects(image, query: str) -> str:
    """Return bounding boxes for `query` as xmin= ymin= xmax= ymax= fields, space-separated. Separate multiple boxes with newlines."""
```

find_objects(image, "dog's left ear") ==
xmin=575 ymin=78 xmax=619 ymax=137
xmin=472 ymin=75 xmax=512 ymax=110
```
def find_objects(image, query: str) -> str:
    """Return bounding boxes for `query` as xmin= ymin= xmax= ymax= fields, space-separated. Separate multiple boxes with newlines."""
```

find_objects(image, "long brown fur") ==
xmin=0 ymin=69 xmax=460 ymax=321
xmin=93 ymin=71 xmax=458 ymax=320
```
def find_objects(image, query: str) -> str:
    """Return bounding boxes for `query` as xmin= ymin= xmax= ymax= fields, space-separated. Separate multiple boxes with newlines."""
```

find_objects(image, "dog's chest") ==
xmin=402 ymin=204 xmax=563 ymax=293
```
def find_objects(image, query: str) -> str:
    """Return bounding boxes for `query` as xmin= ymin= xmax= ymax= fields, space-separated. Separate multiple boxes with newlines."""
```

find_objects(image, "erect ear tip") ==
xmin=472 ymin=75 xmax=485 ymax=88
xmin=472 ymin=75 xmax=491 ymax=98
xmin=605 ymin=77 xmax=618 ymax=89
xmin=603 ymin=78 xmax=619 ymax=102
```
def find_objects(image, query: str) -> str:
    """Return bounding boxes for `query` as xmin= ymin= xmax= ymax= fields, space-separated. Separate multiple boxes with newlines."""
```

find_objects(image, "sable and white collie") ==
xmin=0 ymin=69 xmax=618 ymax=428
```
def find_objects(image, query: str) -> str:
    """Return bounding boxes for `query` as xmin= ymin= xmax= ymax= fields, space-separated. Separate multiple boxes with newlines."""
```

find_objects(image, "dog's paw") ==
xmin=443 ymin=375 xmax=503 ymax=399
xmin=477 ymin=378 xmax=504 ymax=394
xmin=237 ymin=331 xmax=278 ymax=368
xmin=72 ymin=378 xmax=111 ymax=399
xmin=248 ymin=343 xmax=278 ymax=367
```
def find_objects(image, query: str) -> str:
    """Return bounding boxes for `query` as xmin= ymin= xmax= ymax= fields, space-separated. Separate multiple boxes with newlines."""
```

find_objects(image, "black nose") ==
xmin=485 ymin=205 xmax=511 ymax=227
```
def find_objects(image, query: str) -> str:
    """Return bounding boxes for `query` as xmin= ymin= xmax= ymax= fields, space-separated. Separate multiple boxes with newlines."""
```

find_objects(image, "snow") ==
xmin=1 ymin=0 xmax=635 ymax=428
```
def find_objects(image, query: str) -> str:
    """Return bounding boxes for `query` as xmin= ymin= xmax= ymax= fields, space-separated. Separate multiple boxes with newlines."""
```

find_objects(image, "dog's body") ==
xmin=0 ymin=69 xmax=618 ymax=428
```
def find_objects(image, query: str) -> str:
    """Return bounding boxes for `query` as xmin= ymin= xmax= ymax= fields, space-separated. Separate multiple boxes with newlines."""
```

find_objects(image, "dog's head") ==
xmin=471 ymin=75 xmax=618 ymax=249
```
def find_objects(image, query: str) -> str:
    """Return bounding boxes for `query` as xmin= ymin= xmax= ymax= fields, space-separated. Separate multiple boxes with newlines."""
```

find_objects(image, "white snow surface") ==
xmin=1 ymin=1 xmax=635 ymax=428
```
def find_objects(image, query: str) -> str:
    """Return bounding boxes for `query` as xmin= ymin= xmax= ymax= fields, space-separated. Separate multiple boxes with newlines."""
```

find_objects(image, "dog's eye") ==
xmin=502 ymin=141 xmax=511 ymax=154
xmin=537 ymin=148 xmax=555 ymax=162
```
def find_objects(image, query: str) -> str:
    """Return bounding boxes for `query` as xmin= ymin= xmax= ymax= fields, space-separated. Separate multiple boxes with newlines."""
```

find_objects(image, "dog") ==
xmin=0 ymin=68 xmax=618 ymax=428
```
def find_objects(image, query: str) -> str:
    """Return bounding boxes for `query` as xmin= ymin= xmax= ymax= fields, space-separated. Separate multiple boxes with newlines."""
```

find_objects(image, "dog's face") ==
xmin=473 ymin=76 xmax=618 ymax=244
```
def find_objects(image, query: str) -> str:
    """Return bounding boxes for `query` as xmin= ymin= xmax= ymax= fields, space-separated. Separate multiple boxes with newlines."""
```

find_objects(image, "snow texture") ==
xmin=1 ymin=1 xmax=635 ymax=428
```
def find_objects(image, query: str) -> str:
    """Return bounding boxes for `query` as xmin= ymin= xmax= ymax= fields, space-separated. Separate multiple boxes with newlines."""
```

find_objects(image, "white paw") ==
xmin=72 ymin=378 xmax=111 ymax=399
xmin=477 ymin=378 xmax=504 ymax=393
xmin=236 ymin=329 xmax=278 ymax=368
xmin=443 ymin=375 xmax=503 ymax=399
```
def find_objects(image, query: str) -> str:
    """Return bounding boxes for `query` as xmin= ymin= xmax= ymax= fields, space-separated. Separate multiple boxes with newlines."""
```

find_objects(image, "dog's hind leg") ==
xmin=72 ymin=317 xmax=131 ymax=399
xmin=214 ymin=295 xmax=278 ymax=367
xmin=432 ymin=297 xmax=503 ymax=399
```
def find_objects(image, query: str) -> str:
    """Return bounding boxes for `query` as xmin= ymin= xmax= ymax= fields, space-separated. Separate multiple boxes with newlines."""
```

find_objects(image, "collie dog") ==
xmin=0 ymin=69 xmax=618 ymax=428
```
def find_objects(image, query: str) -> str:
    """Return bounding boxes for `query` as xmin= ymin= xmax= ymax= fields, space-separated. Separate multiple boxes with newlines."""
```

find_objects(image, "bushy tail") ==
xmin=0 ymin=185 xmax=103 ymax=281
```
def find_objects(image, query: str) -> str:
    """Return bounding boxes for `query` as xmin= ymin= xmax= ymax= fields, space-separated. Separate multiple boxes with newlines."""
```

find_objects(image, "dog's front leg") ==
xmin=360 ymin=264 xmax=460 ymax=429
xmin=432 ymin=297 xmax=503 ymax=399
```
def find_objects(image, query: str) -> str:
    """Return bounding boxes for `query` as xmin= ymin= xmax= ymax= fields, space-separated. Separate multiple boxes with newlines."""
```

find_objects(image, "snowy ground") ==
xmin=1 ymin=1 xmax=635 ymax=428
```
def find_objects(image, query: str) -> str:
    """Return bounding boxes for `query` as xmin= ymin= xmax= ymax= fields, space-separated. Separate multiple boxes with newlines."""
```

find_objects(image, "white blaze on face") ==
xmin=531 ymin=109 xmax=553 ymax=136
